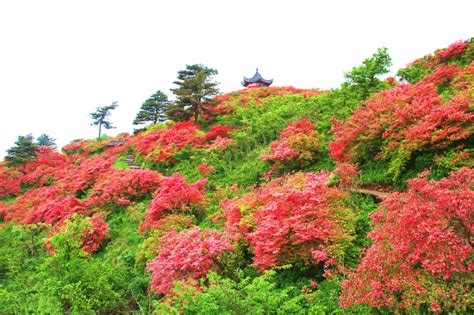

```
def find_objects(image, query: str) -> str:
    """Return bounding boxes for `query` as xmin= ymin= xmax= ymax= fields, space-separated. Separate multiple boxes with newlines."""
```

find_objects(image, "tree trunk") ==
xmin=98 ymin=123 xmax=102 ymax=138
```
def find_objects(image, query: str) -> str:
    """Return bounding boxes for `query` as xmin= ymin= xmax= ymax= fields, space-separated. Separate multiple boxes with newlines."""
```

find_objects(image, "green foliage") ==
xmin=154 ymin=270 xmax=307 ymax=314
xmin=397 ymin=65 xmax=432 ymax=84
xmin=134 ymin=90 xmax=170 ymax=125
xmin=36 ymin=133 xmax=57 ymax=149
xmin=169 ymin=64 xmax=219 ymax=122
xmin=343 ymin=47 xmax=392 ymax=100
xmin=5 ymin=134 xmax=38 ymax=166
xmin=89 ymin=101 xmax=118 ymax=138
xmin=113 ymin=155 xmax=130 ymax=169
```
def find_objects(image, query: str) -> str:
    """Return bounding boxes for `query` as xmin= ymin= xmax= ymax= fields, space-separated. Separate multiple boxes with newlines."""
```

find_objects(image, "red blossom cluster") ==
xmin=45 ymin=213 xmax=109 ymax=255
xmin=0 ymin=164 xmax=22 ymax=199
xmin=329 ymin=61 xmax=473 ymax=178
xmin=57 ymin=154 xmax=116 ymax=194
xmin=87 ymin=168 xmax=162 ymax=207
xmin=28 ymin=196 xmax=89 ymax=225
xmin=340 ymin=168 xmax=473 ymax=312
xmin=0 ymin=186 xmax=64 ymax=224
xmin=203 ymin=125 xmax=231 ymax=142
xmin=62 ymin=133 xmax=130 ymax=156
xmin=402 ymin=40 xmax=473 ymax=72
xmin=332 ymin=163 xmax=359 ymax=188
xmin=221 ymin=172 xmax=353 ymax=272
xmin=132 ymin=122 xmax=205 ymax=162
xmin=80 ymin=213 xmax=109 ymax=254
xmin=261 ymin=119 xmax=320 ymax=168
xmin=21 ymin=147 xmax=71 ymax=187
xmin=436 ymin=40 xmax=469 ymax=60
xmin=197 ymin=163 xmax=215 ymax=175
xmin=0 ymin=150 xmax=121 ymax=255
xmin=141 ymin=173 xmax=207 ymax=230
xmin=203 ymin=87 xmax=322 ymax=119
xmin=146 ymin=228 xmax=232 ymax=294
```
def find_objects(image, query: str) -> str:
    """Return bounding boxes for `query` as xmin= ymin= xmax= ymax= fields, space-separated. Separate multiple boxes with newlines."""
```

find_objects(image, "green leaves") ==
xmin=170 ymin=64 xmax=219 ymax=122
xmin=134 ymin=90 xmax=170 ymax=125
xmin=343 ymin=47 xmax=392 ymax=100
xmin=89 ymin=101 xmax=118 ymax=138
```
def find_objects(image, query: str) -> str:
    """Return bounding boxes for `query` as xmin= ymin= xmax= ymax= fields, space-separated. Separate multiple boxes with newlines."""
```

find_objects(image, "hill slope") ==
xmin=0 ymin=40 xmax=472 ymax=314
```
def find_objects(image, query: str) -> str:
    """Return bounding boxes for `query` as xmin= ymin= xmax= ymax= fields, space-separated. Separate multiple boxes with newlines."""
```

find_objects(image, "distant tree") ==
xmin=5 ymin=134 xmax=39 ymax=166
xmin=169 ymin=64 xmax=219 ymax=122
xmin=36 ymin=134 xmax=57 ymax=149
xmin=133 ymin=90 xmax=169 ymax=125
xmin=343 ymin=47 xmax=392 ymax=100
xmin=90 ymin=102 xmax=118 ymax=138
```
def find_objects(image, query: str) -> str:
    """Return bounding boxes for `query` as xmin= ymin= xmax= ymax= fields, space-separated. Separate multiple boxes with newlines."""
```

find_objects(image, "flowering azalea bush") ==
xmin=222 ymin=172 xmax=354 ymax=272
xmin=340 ymin=168 xmax=473 ymax=313
xmin=21 ymin=147 xmax=71 ymax=187
xmin=87 ymin=168 xmax=162 ymax=207
xmin=141 ymin=173 xmax=207 ymax=230
xmin=261 ymin=118 xmax=321 ymax=171
xmin=146 ymin=228 xmax=232 ymax=294
xmin=57 ymin=154 xmax=116 ymax=195
xmin=397 ymin=39 xmax=473 ymax=84
xmin=28 ymin=196 xmax=89 ymax=225
xmin=197 ymin=163 xmax=215 ymax=175
xmin=0 ymin=186 xmax=64 ymax=223
xmin=0 ymin=165 xmax=22 ymax=199
xmin=132 ymin=122 xmax=204 ymax=162
xmin=45 ymin=213 xmax=109 ymax=255
xmin=331 ymin=163 xmax=359 ymax=188
xmin=204 ymin=125 xmax=231 ymax=142
xmin=62 ymin=133 xmax=130 ymax=156
xmin=203 ymin=87 xmax=322 ymax=120
xmin=329 ymin=59 xmax=473 ymax=181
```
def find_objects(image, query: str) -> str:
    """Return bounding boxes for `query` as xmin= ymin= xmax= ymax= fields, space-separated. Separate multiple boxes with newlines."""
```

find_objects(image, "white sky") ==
xmin=0 ymin=0 xmax=473 ymax=159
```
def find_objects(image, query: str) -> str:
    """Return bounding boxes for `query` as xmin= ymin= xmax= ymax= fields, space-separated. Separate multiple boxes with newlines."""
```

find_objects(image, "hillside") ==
xmin=0 ymin=40 xmax=472 ymax=314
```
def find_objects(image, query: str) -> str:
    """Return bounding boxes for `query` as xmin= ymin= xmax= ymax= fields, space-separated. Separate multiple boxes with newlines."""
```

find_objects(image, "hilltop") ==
xmin=0 ymin=40 xmax=472 ymax=314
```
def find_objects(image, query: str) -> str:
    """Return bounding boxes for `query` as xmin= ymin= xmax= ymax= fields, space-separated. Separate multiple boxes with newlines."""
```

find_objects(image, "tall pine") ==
xmin=169 ymin=64 xmax=219 ymax=122
xmin=89 ymin=102 xmax=118 ymax=138
xmin=5 ymin=134 xmax=39 ymax=166
xmin=133 ymin=90 xmax=169 ymax=125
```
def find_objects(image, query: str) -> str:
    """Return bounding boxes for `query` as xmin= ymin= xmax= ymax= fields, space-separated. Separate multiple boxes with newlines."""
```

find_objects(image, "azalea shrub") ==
xmin=45 ymin=213 xmax=109 ymax=255
xmin=146 ymin=228 xmax=232 ymax=294
xmin=329 ymin=56 xmax=473 ymax=183
xmin=57 ymin=154 xmax=116 ymax=195
xmin=141 ymin=173 xmax=207 ymax=230
xmin=340 ymin=168 xmax=473 ymax=313
xmin=221 ymin=172 xmax=354 ymax=272
xmin=204 ymin=86 xmax=321 ymax=120
xmin=331 ymin=163 xmax=359 ymax=188
xmin=398 ymin=39 xmax=473 ymax=84
xmin=21 ymin=147 xmax=71 ymax=187
xmin=197 ymin=163 xmax=215 ymax=175
xmin=0 ymin=165 xmax=22 ymax=199
xmin=87 ymin=168 xmax=162 ymax=207
xmin=62 ymin=133 xmax=130 ymax=156
xmin=0 ymin=186 xmax=64 ymax=224
xmin=261 ymin=118 xmax=321 ymax=171
xmin=132 ymin=122 xmax=203 ymax=163
xmin=28 ymin=196 xmax=89 ymax=225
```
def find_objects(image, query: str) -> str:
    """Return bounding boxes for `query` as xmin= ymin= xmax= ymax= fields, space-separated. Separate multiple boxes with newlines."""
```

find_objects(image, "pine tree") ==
xmin=169 ymin=64 xmax=219 ymax=122
xmin=5 ymin=134 xmax=39 ymax=166
xmin=36 ymin=134 xmax=57 ymax=149
xmin=89 ymin=102 xmax=118 ymax=138
xmin=133 ymin=90 xmax=169 ymax=125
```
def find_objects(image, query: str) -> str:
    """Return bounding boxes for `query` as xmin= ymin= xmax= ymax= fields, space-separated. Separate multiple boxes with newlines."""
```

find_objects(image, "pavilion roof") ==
xmin=242 ymin=68 xmax=273 ymax=86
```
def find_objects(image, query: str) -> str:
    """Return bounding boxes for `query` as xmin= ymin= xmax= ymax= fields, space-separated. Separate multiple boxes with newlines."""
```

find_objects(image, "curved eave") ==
xmin=242 ymin=78 xmax=273 ymax=86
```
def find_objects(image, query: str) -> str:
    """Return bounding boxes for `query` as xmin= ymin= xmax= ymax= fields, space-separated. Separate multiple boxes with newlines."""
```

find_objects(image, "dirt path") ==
xmin=348 ymin=188 xmax=391 ymax=200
